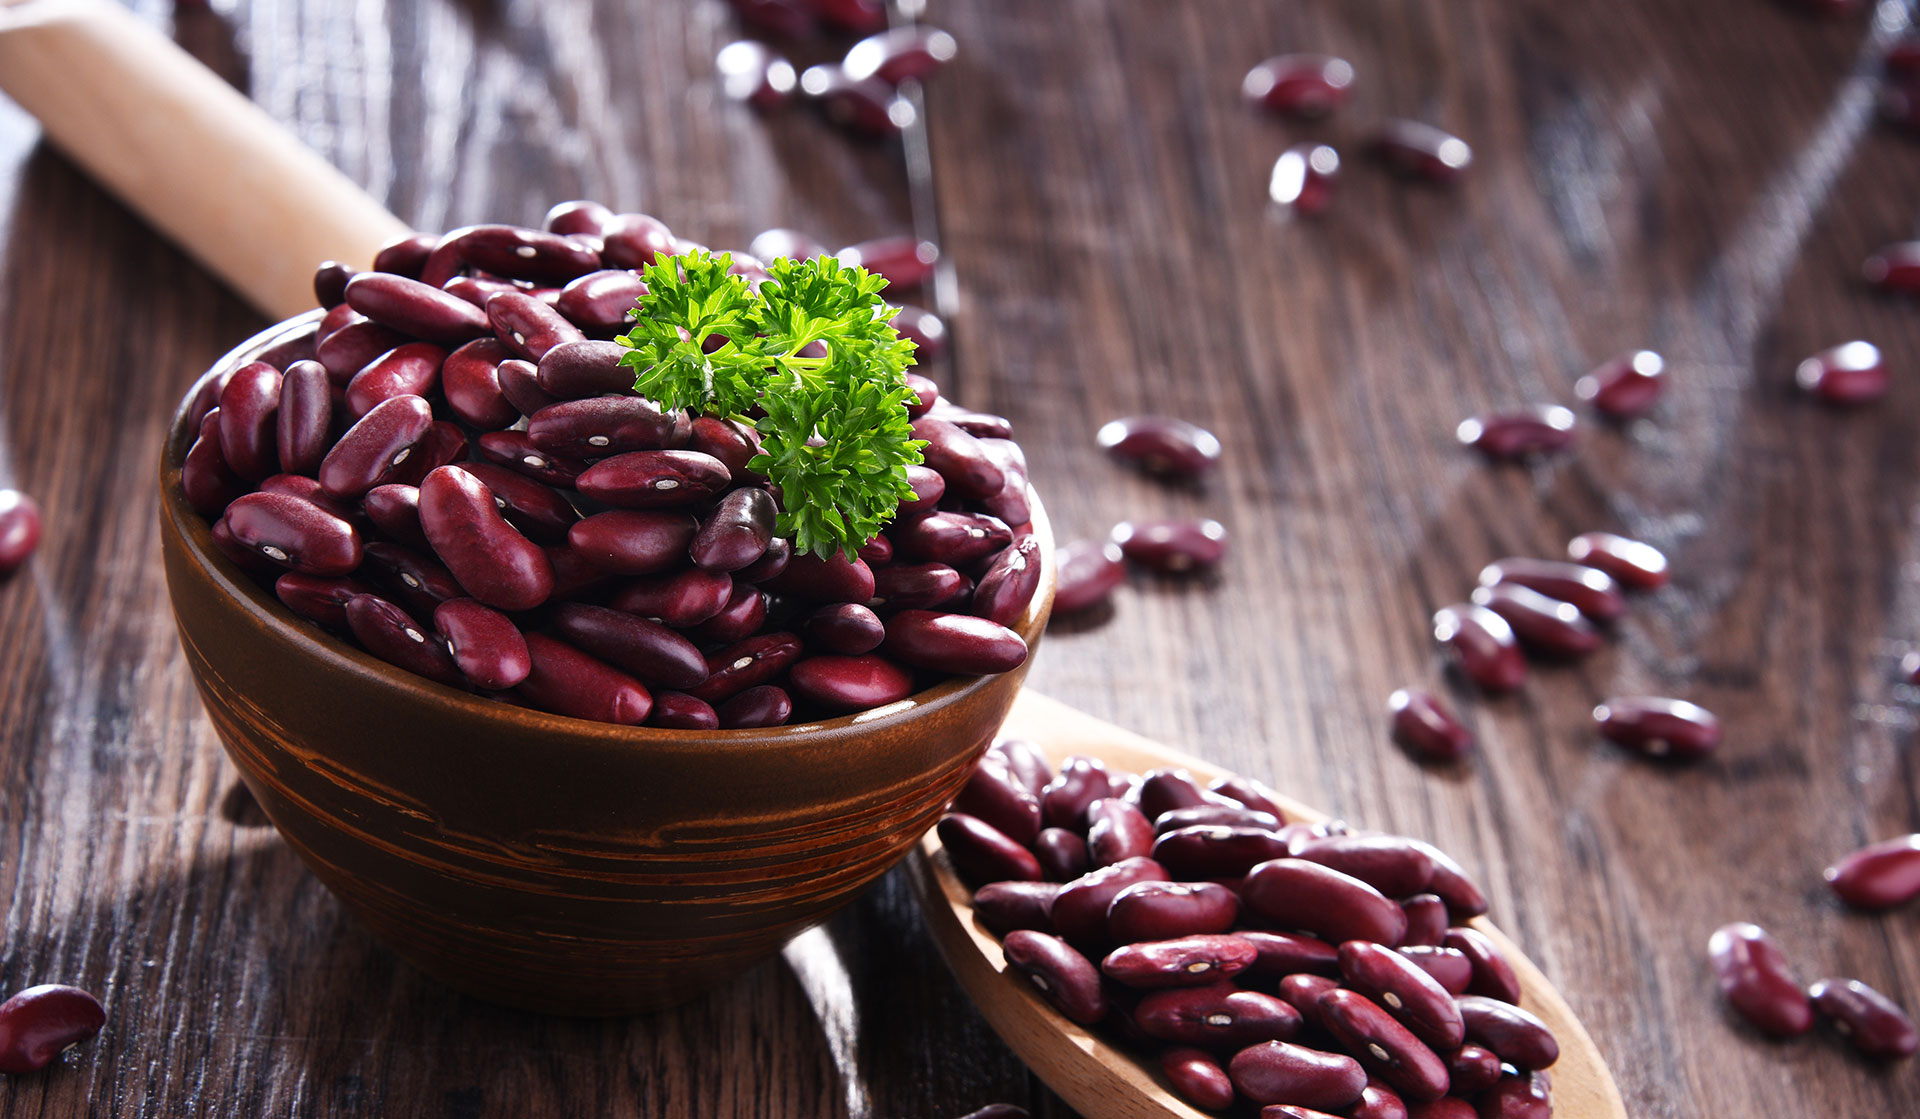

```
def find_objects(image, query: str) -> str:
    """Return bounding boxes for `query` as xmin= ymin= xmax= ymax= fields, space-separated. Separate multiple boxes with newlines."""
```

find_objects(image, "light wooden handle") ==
xmin=0 ymin=0 xmax=410 ymax=321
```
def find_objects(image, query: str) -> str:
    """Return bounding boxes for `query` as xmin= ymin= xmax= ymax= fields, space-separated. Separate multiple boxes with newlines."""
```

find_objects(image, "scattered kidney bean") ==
xmin=692 ymin=582 xmax=768 ymax=643
xmin=1051 ymin=540 xmax=1126 ymax=614
xmin=372 ymin=231 xmax=435 ymax=278
xmin=0 ymin=985 xmax=106 ymax=1075
xmin=1208 ymin=775 xmax=1287 ymax=819
xmin=687 ymin=631 xmax=804 ymax=703
xmin=1863 ymin=241 xmax=1920 ymax=294
xmin=892 ymin=305 xmax=948 ymax=359
xmin=487 ymin=290 xmax=586 ymax=362
xmin=873 ymin=562 xmax=971 ymax=610
xmin=543 ymin=199 xmax=613 ymax=237
xmin=1470 ymin=582 xmax=1601 ymax=658
xmin=790 ymin=654 xmax=918 ymax=710
xmin=1243 ymin=859 xmax=1408 ymax=947
xmin=799 ymin=601 xmax=885 ymax=654
xmin=1242 ymin=53 xmax=1355 ymax=117
xmin=802 ymin=65 xmax=916 ymax=135
xmin=1824 ymin=834 xmax=1920 ymax=909
xmin=842 ymin=25 xmax=957 ymax=85
xmin=1375 ymin=120 xmax=1473 ymax=183
xmin=717 ymin=40 xmax=798 ymax=108
xmin=1270 ymin=143 xmax=1339 ymax=217
xmin=344 ymin=594 xmax=464 ymax=688
xmin=1317 ymin=988 xmax=1449 ymax=1102
xmin=1480 ymin=556 xmax=1625 ymax=622
xmin=555 ymin=270 xmax=649 ymax=336
xmin=837 ymin=236 xmax=938 ymax=293
xmin=1096 ymin=415 xmax=1222 ymax=478
xmin=1455 ymin=406 xmax=1576 ymax=460
xmin=1042 ymin=756 xmax=1117 ymax=830
xmin=1566 ymin=531 xmax=1667 ymax=590
xmin=1161 ymin=1047 xmax=1237 ymax=1110
xmin=1808 ymin=977 xmax=1919 ymax=1059
xmin=1431 ymin=604 xmax=1526 ymax=692
xmin=1388 ymin=688 xmax=1473 ymax=763
xmin=1002 ymin=930 xmax=1107 ymax=1025
xmin=1575 ymin=350 xmax=1665 ymax=419
xmin=972 ymin=537 xmax=1044 ymax=627
xmin=1795 ymin=340 xmax=1886 ymax=404
xmin=1709 ymin=922 xmax=1812 ymax=1038
xmin=1227 ymin=1040 xmax=1368 ymax=1110
xmin=1110 ymin=518 xmax=1228 ymax=574
xmin=1442 ymin=928 xmax=1520 ymax=1004
xmin=0 ymin=490 xmax=43 ymax=578
xmin=1593 ymin=696 xmax=1721 ymax=761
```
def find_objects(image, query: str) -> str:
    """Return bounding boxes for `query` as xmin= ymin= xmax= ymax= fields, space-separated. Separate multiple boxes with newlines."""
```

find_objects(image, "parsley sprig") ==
xmin=616 ymin=250 xmax=925 ymax=559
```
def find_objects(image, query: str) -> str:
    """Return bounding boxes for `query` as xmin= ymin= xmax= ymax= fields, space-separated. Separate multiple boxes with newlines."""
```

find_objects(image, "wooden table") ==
xmin=1 ymin=0 xmax=1917 ymax=1114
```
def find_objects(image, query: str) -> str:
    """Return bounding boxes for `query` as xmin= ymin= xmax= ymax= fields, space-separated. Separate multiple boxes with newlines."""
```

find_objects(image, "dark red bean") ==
xmin=344 ymin=593 xmax=463 ymax=687
xmin=1470 ymin=582 xmax=1602 ymax=658
xmin=1031 ymin=829 xmax=1088 ymax=883
xmin=1201 ymin=775 xmax=1284 ymax=820
xmin=984 ymin=744 xmax=1042 ymax=794
xmin=431 ymin=599 xmax=531 ymax=690
xmin=645 ymin=691 xmax=718 ymax=730
xmin=496 ymin=358 xmax=560 ymax=415
xmin=1709 ymin=922 xmax=1813 ymax=1039
xmin=1052 ymin=856 xmax=1170 ymax=945
xmin=576 ymin=450 xmax=729 ymax=509
xmin=1042 ymin=756 xmax=1117 ymax=830
xmin=222 ymin=491 xmax=362 ymax=576
xmin=939 ymin=812 xmax=1043 ymax=885
xmin=688 ymin=631 xmax=805 ymax=703
xmin=1352 ymin=1081 xmax=1408 ymax=1119
xmin=801 ymin=602 xmax=885 ymax=654
xmin=789 ymin=654 xmax=917 ymax=711
xmin=1242 ymin=53 xmax=1355 ymax=117
xmin=0 ymin=984 xmax=106 ymax=1075
xmin=346 ymin=341 xmax=445 ymax=418
xmin=315 ymin=320 xmax=407 ymax=386
xmin=972 ymin=536 xmax=1043 ymax=627
xmin=898 ymin=464 xmax=946 ymax=516
xmin=953 ymin=759 xmax=1043 ymax=846
xmin=764 ymin=551 xmax=876 ymax=603
xmin=550 ymin=603 xmax=709 ymax=689
xmin=1279 ymin=973 xmax=1341 ymax=1028
xmin=361 ymin=541 xmax=463 ymax=615
xmin=971 ymin=881 xmax=1060 ymax=936
xmin=319 ymin=394 xmax=433 ymax=500
xmin=441 ymin=462 xmax=573 ymax=545
xmin=1456 ymin=995 xmax=1558 ymax=1069
xmin=1444 ymin=1045 xmax=1503 ymax=1096
xmin=437 ymin=339 xmax=517 ymax=430
xmin=884 ymin=609 xmax=1028 ymax=674
xmin=1107 ymin=880 xmax=1238 ymax=943
xmin=686 ymin=416 xmax=762 ymax=475
xmin=373 ymin=230 xmax=435 ymax=277
xmin=1095 ymin=415 xmax=1222 ymax=478
xmin=1140 ymin=767 xmax=1232 ymax=819
xmin=1593 ymin=695 xmax=1721 ymax=761
xmin=274 ymin=571 xmax=369 ymax=630
xmin=911 ymin=417 xmax=1004 ymax=499
xmin=894 ymin=512 xmax=1013 ymax=567
xmin=717 ymin=39 xmax=798 ymax=107
xmin=1243 ymin=859 xmax=1408 ymax=947
xmin=1160 ymin=1047 xmax=1236 ymax=1111
xmin=1795 ymin=340 xmax=1886 ymax=404
xmin=488 ymin=289 xmax=586 ymax=363
xmin=1399 ymin=946 xmax=1473 ymax=995
xmin=183 ymin=414 xmax=244 ymax=518
xmin=692 ymin=582 xmax=767 ymax=643
xmin=1227 ymin=1041 xmax=1367 ymax=1111
xmin=1477 ymin=556 xmax=1624 ymax=622
xmin=1269 ymin=143 xmax=1341 ymax=217
xmin=717 ymin=684 xmax=792 ymax=728
xmin=1261 ymin=1105 xmax=1344 ymax=1119
xmin=253 ymin=475 xmax=357 ymax=525
xmin=516 ymin=632 xmax=652 ymax=724
xmin=611 ymin=568 xmax=732 ymax=628
xmin=803 ymin=64 xmax=914 ymax=135
xmin=1317 ymin=988 xmax=1448 ymax=1102
xmin=418 ymin=465 xmax=554 ymax=611
xmin=1154 ymin=826 xmax=1293 ymax=880
xmin=1376 ymin=120 xmax=1473 ymax=184
xmin=1001 ymin=930 xmax=1106 ymax=1025
xmin=871 ymin=562 xmax=968 ymax=611
xmin=386 ymin=421 xmax=467 ymax=489
xmin=475 ymin=430 xmax=588 ymax=488
xmin=565 ymin=511 xmax=696 ymax=575
xmin=1103 ymin=934 xmax=1258 ymax=989
xmin=1110 ymin=518 xmax=1228 ymax=574
xmin=344 ymin=272 xmax=490 ymax=344
xmin=1387 ymin=688 xmax=1473 ymax=763
xmin=555 ymin=270 xmax=649 ymax=335
xmin=1431 ymin=603 xmax=1525 ymax=693
xmin=1136 ymin=983 xmax=1303 ymax=1047
xmin=313 ymin=260 xmax=355 ymax=308
xmin=1155 ymin=804 xmax=1282 ymax=834
xmin=1825 ymin=834 xmax=1920 ymax=909
xmin=860 ymin=536 xmax=895 ymax=570
xmin=1863 ymin=241 xmax=1920 ymax=295
xmin=1083 ymin=798 xmax=1154 ymax=867
xmin=1242 ymin=931 xmax=1340 ymax=980
xmin=1576 ymin=350 xmax=1665 ymax=419
xmin=426 ymin=224 xmax=601 ymax=287
xmin=210 ymin=516 xmax=279 ymax=574
xmin=1400 ymin=895 xmax=1449 ymax=948
xmin=1567 ymin=531 xmax=1668 ymax=590
xmin=1340 ymin=941 xmax=1465 ymax=1052
xmin=836 ymin=235 xmax=938 ymax=293
xmin=806 ymin=0 xmax=886 ymax=32
xmin=892 ymin=305 xmax=947 ymax=359
xmin=903 ymin=373 xmax=940 ymax=417
xmin=217 ymin=361 xmax=282 ymax=482
xmin=842 ymin=25 xmax=957 ymax=84
xmin=1416 ymin=841 xmax=1488 ymax=922
xmin=1297 ymin=836 xmax=1436 ymax=898
xmin=535 ymin=339 xmax=633 ymax=399
xmin=442 ymin=275 xmax=524 ymax=309
xmin=1476 ymin=1073 xmax=1551 ymax=1119
xmin=690 ymin=487 xmax=777 ymax=573
xmin=1457 ymin=405 xmax=1577 ymax=460
xmin=977 ymin=439 xmax=1031 ymax=526
xmin=1809 ymin=977 xmax=1919 ymax=1059
xmin=599 ymin=213 xmax=677 ymax=270
xmin=275 ymin=360 xmax=333 ymax=476
xmin=1443 ymin=928 xmax=1520 ymax=1004
xmin=543 ymin=200 xmax=613 ymax=237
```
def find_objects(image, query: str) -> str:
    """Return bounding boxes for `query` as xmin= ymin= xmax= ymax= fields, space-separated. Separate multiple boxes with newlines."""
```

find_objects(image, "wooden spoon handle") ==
xmin=0 ymin=0 xmax=409 ymax=320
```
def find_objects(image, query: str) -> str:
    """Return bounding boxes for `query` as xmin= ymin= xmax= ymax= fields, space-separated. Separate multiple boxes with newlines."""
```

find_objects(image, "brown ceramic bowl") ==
xmin=158 ymin=311 xmax=1053 ymax=1015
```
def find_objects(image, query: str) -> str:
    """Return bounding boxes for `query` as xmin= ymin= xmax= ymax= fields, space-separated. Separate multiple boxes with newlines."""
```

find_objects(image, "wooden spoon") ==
xmin=907 ymin=690 xmax=1629 ymax=1119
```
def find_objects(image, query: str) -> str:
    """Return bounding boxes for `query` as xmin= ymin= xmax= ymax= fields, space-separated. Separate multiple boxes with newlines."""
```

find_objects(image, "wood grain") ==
xmin=0 ymin=0 xmax=1917 ymax=1115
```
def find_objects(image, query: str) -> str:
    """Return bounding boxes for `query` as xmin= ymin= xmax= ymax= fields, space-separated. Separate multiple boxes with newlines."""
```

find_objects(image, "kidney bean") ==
xmin=495 ymin=358 xmax=560 ymax=416
xmin=1440 ymin=1044 xmax=1502 ymax=1096
xmin=575 ymin=450 xmax=728 ymax=509
xmin=343 ymin=272 xmax=489 ymax=344
xmin=543 ymin=200 xmax=613 ymax=238
xmin=429 ymin=224 xmax=600 ymax=286
xmin=1457 ymin=995 xmax=1559 ymax=1070
xmin=1431 ymin=603 xmax=1525 ymax=693
xmin=436 ymin=462 xmax=571 ymax=545
xmin=1478 ymin=556 xmax=1623 ymax=622
xmin=183 ymin=413 xmax=245 ymax=518
xmin=417 ymin=465 xmax=554 ymax=611
xmin=986 ymin=739 xmax=1051 ymax=799
xmin=792 ymin=602 xmax=881 ymax=655
xmin=1001 ymin=930 xmax=1106 ymax=1025
xmin=1795 ymin=340 xmax=1885 ymax=404
xmin=549 ymin=603 xmax=709 ymax=690
xmin=1280 ymin=973 xmax=1342 ymax=1029
xmin=1269 ymin=142 xmax=1341 ymax=217
xmin=1244 ymin=859 xmax=1408 ymax=947
xmin=1864 ymin=239 xmax=1920 ymax=294
xmin=716 ymin=684 xmax=792 ymax=728
xmin=1576 ymin=350 xmax=1665 ymax=419
xmin=221 ymin=491 xmax=363 ymax=576
xmin=972 ymin=880 xmax=1060 ymax=935
xmin=1477 ymin=1071 xmax=1550 ymax=1119
xmin=1083 ymin=798 xmax=1154 ymax=867
xmin=1441 ymin=928 xmax=1519 ymax=1003
xmin=362 ymin=542 xmax=464 ymax=615
xmin=1376 ymin=119 xmax=1473 ymax=184
xmin=953 ymin=759 xmax=1043 ymax=846
xmin=1043 ymin=755 xmax=1118 ymax=830
xmin=434 ymin=339 xmax=516 ymax=430
xmin=892 ymin=305 xmax=947 ymax=359
xmin=747 ymin=228 xmax=827 ymax=264
xmin=487 ymin=289 xmax=586 ymax=362
xmin=1397 ymin=947 xmax=1472 ymax=995
xmin=1317 ymin=988 xmax=1449 ymax=1102
xmin=1136 ymin=984 xmax=1303 ymax=1049
xmin=274 ymin=571 xmax=369 ymax=630
xmin=1470 ymin=582 xmax=1601 ymax=658
xmin=1809 ymin=977 xmax=1919 ymax=1059
xmin=599 ymin=213 xmax=677 ymax=270
xmin=644 ymin=691 xmax=718 ymax=730
xmin=1455 ymin=406 xmax=1573 ymax=460
xmin=717 ymin=39 xmax=798 ymax=107
xmin=1261 ymin=1108 xmax=1343 ymax=1119
xmin=910 ymin=417 xmax=1003 ymax=500
xmin=342 ymin=594 xmax=463 ymax=687
xmin=423 ymin=598 xmax=529 ymax=690
xmin=1824 ymin=834 xmax=1920 ymax=909
xmin=343 ymin=342 xmax=443 ymax=419
xmin=1339 ymin=941 xmax=1465 ymax=1052
xmin=1107 ymin=881 xmax=1239 ymax=943
xmin=1388 ymin=688 xmax=1473 ymax=763
xmin=312 ymin=260 xmax=355 ymax=308
xmin=1159 ymin=1047 xmax=1236 ymax=1111
xmin=555 ymin=270 xmax=648 ymax=335
xmin=939 ymin=813 xmax=1043 ymax=885
xmin=1242 ymin=53 xmax=1355 ymax=117
xmin=1155 ymin=804 xmax=1282 ymax=834
xmin=389 ymin=421 xmax=469 ymax=489
xmin=1103 ymin=934 xmax=1258 ymax=989
xmin=1355 ymin=1081 xmax=1409 ymax=1119
xmin=749 ymin=555 xmax=867 ymax=609
xmin=1709 ymin=922 xmax=1812 ymax=1038
xmin=1408 ymin=842 xmax=1487 ymax=921
xmin=514 ymin=633 xmax=652 ymax=724
xmin=901 ymin=375 xmax=940 ymax=419
xmin=835 ymin=235 xmax=937 ymax=293
xmin=315 ymin=320 xmax=408 ymax=387
xmin=560 ymin=511 xmax=693 ymax=576
xmin=1034 ymin=828 xmax=1090 ymax=882
xmin=688 ymin=488 xmax=776 ymax=573
xmin=1110 ymin=518 xmax=1230 ymax=574
xmin=1297 ymin=836 xmax=1436 ymax=898
xmin=185 ymin=368 xmax=235 ymax=434
xmin=474 ymin=430 xmax=587 ymax=488
xmin=1197 ymin=777 xmax=1282 ymax=822
xmin=318 ymin=395 xmax=433 ymax=500
xmin=372 ymin=230 xmax=435 ymax=277
xmin=971 ymin=537 xmax=1044 ymax=627
xmin=535 ymin=339 xmax=632 ymax=399
xmin=884 ymin=610 xmax=1029 ymax=674
xmin=210 ymin=517 xmax=280 ymax=575
xmin=1399 ymin=895 xmax=1448 ymax=948
xmin=1593 ymin=695 xmax=1721 ymax=761
xmin=605 ymin=570 xmax=728 ymax=629
xmin=688 ymin=631 xmax=804 ymax=703
xmin=0 ymin=984 xmax=107 ymax=1075
xmin=441 ymin=275 xmax=524 ymax=308
xmin=791 ymin=654 xmax=919 ymax=711
xmin=1136 ymin=767 xmax=1222 ymax=818
xmin=1096 ymin=415 xmax=1222 ymax=478
xmin=1154 ymin=826 xmax=1293 ymax=879
xmin=692 ymin=582 xmax=768 ymax=643
xmin=1228 ymin=1040 xmax=1367 ymax=1110
xmin=890 ymin=465 xmax=946 ymax=519
xmin=216 ymin=361 xmax=282 ymax=482
xmin=843 ymin=25 xmax=957 ymax=84
xmin=1566 ymin=531 xmax=1668 ymax=590
xmin=894 ymin=511 xmax=1013 ymax=566
xmin=272 ymin=360 xmax=333 ymax=477
xmin=1240 ymin=931 xmax=1340 ymax=981
xmin=1053 ymin=856 xmax=1170 ymax=945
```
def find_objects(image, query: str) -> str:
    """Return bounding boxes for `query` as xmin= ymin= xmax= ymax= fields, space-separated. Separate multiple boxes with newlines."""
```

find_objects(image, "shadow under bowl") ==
xmin=158 ymin=311 xmax=1054 ymax=1015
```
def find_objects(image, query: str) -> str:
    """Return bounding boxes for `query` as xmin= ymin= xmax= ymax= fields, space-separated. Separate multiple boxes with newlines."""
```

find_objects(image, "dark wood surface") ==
xmin=2 ymin=0 xmax=1917 ymax=1115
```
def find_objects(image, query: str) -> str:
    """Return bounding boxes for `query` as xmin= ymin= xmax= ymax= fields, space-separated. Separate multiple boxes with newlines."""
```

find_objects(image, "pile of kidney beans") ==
xmin=941 ymin=739 xmax=1559 ymax=1118
xmin=178 ymin=204 xmax=1041 ymax=730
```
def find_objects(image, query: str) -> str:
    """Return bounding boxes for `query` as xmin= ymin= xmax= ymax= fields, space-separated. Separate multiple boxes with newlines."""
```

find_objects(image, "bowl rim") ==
xmin=161 ymin=309 xmax=1055 ymax=756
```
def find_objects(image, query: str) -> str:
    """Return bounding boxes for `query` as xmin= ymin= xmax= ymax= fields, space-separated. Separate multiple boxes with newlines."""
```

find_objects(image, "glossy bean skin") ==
xmin=182 ymin=412 xmax=245 ymax=517
xmin=1476 ymin=1072 xmax=1551 ymax=1119
xmin=688 ymin=631 xmax=805 ymax=703
xmin=556 ymin=270 xmax=650 ymax=335
xmin=217 ymin=361 xmax=282 ymax=482
xmin=1161 ymin=1048 xmax=1236 ymax=1111
xmin=550 ymin=603 xmax=709 ymax=689
xmin=439 ymin=339 xmax=520 ymax=430
xmin=1280 ymin=974 xmax=1342 ymax=1030
xmin=836 ymin=235 xmax=937 ymax=293
xmin=1375 ymin=119 xmax=1474 ymax=183
xmin=612 ymin=568 xmax=734 ymax=628
xmin=1096 ymin=415 xmax=1223 ymax=478
xmin=884 ymin=610 xmax=1028 ymax=674
xmin=971 ymin=880 xmax=1060 ymax=936
xmin=210 ymin=517 xmax=281 ymax=575
xmin=685 ymin=416 xmax=762 ymax=476
xmin=870 ymin=562 xmax=968 ymax=612
xmin=1242 ymin=53 xmax=1355 ymax=116
xmin=536 ymin=339 xmax=633 ymax=398
xmin=319 ymin=394 xmax=434 ymax=500
xmin=1478 ymin=556 xmax=1623 ymax=622
xmin=361 ymin=541 xmax=464 ymax=615
xmin=1825 ymin=834 xmax=1920 ymax=909
xmin=646 ymin=691 xmax=719 ymax=730
xmin=0 ymin=985 xmax=107 ymax=1075
xmin=1106 ymin=881 xmax=1239 ymax=943
xmin=939 ymin=812 xmax=1043 ymax=885
xmin=1399 ymin=895 xmax=1449 ymax=948
xmin=911 ymin=417 xmax=1004 ymax=499
xmin=417 ymin=465 xmax=555 ymax=611
xmin=1795 ymin=340 xmax=1886 ymax=404
xmin=842 ymin=25 xmax=956 ymax=83
xmin=1399 ymin=947 xmax=1473 ymax=995
xmin=1243 ymin=859 xmax=1408 ymax=947
xmin=891 ymin=306 xmax=947 ymax=360
xmin=1135 ymin=983 xmax=1303 ymax=1047
xmin=717 ymin=684 xmax=792 ymax=728
xmin=372 ymin=230 xmax=436 ymax=277
xmin=802 ymin=602 xmax=886 ymax=654
xmin=1051 ymin=541 xmax=1128 ymax=615
xmin=1260 ymin=1108 xmax=1344 ymax=1119
xmin=1086 ymin=798 xmax=1156 ymax=866
xmin=1352 ymin=1081 xmax=1409 ymax=1119
xmin=1414 ymin=842 xmax=1490 ymax=921
xmin=450 ymin=462 xmax=579 ymax=544
xmin=1317 ymin=988 xmax=1449 ymax=1102
xmin=496 ymin=357 xmax=560 ymax=415
xmin=1001 ymin=930 xmax=1107 ymax=1025
xmin=1576 ymin=350 xmax=1665 ymax=419
xmin=787 ymin=654 xmax=917 ymax=711
xmin=577 ymin=450 xmax=730 ymax=509
xmin=388 ymin=421 xmax=468 ymax=490
xmin=599 ymin=213 xmax=677 ymax=270
xmin=346 ymin=342 xmax=445 ymax=418
xmin=432 ymin=599 xmax=531 ymax=690
xmin=1455 ymin=406 xmax=1573 ymax=459
xmin=222 ymin=492 xmax=363 ymax=576
xmin=423 ymin=224 xmax=600 ymax=287
xmin=1034 ymin=828 xmax=1090 ymax=882
xmin=898 ymin=463 xmax=946 ymax=516
xmin=567 ymin=511 xmax=698 ymax=575
xmin=1388 ymin=688 xmax=1473 ymax=763
xmin=1593 ymin=696 xmax=1721 ymax=761
xmin=274 ymin=571 xmax=371 ymax=630
xmin=443 ymin=275 xmax=525 ymax=308
xmin=1052 ymin=856 xmax=1170 ymax=946
xmin=475 ymin=430 xmax=588 ymax=488
xmin=1409 ymin=1101 xmax=1478 ymax=1119
xmin=315 ymin=320 xmax=408 ymax=386
xmin=1227 ymin=1041 xmax=1368 ymax=1111
xmin=1456 ymin=995 xmax=1559 ymax=1069
xmin=276 ymin=360 xmax=334 ymax=476
xmin=1431 ymin=604 xmax=1526 ymax=693
xmin=1154 ymin=826 xmax=1294 ymax=879
xmin=986 ymin=738 xmax=1050 ymax=797
xmin=1103 ymin=934 xmax=1258 ymax=989
xmin=1297 ymin=836 xmax=1437 ymax=898
xmin=345 ymin=272 xmax=490 ymax=344
xmin=1809 ymin=977 xmax=1920 ymax=1059
xmin=1470 ymin=582 xmax=1601 ymax=657
xmin=953 ymin=759 xmax=1043 ymax=846
xmin=1111 ymin=518 xmax=1229 ymax=574
xmin=515 ymin=633 xmax=653 ymax=724
xmin=488 ymin=290 xmax=586 ymax=361
xmin=763 ymin=551 xmax=875 ymax=604
xmin=344 ymin=594 xmax=464 ymax=688
xmin=1442 ymin=928 xmax=1520 ymax=1003
xmin=528 ymin=397 xmax=677 ymax=459
xmin=1339 ymin=941 xmax=1465 ymax=1051
xmin=1156 ymin=804 xmax=1283 ymax=834
xmin=894 ymin=511 xmax=1014 ymax=566
xmin=1203 ymin=774 xmax=1287 ymax=820
xmin=1709 ymin=922 xmax=1813 ymax=1038
xmin=692 ymin=487 xmax=777 ymax=572
xmin=1043 ymin=755 xmax=1118 ymax=830
xmin=1242 ymin=931 xmax=1341 ymax=980
xmin=691 ymin=582 xmax=768 ymax=643
xmin=1139 ymin=767 xmax=1229 ymax=819
xmin=1567 ymin=531 xmax=1669 ymax=590
xmin=1444 ymin=1045 xmax=1503 ymax=1096
xmin=544 ymin=199 xmax=614 ymax=237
